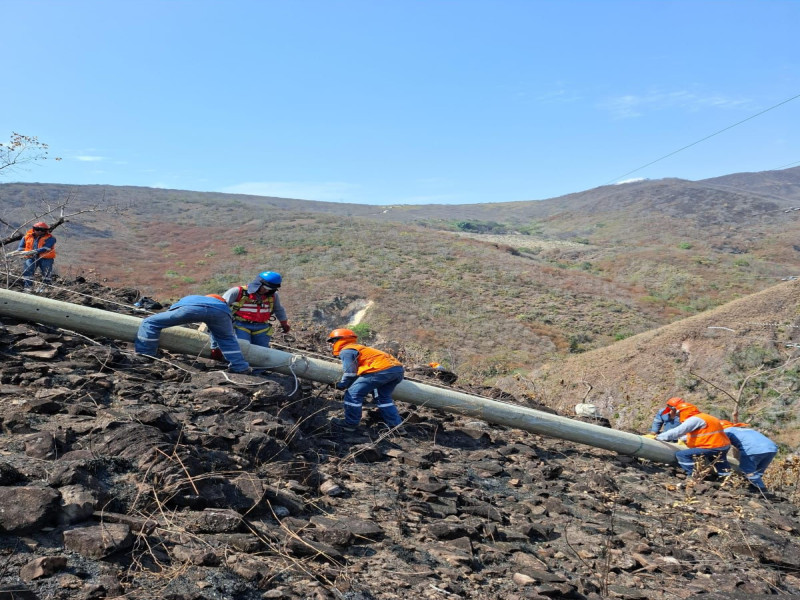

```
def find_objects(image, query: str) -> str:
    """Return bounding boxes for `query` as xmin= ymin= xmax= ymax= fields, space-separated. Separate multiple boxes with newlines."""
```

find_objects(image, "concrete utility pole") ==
xmin=0 ymin=288 xmax=678 ymax=465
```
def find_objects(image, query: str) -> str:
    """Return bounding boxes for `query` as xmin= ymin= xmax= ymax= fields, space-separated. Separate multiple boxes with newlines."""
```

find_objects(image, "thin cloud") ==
xmin=74 ymin=155 xmax=106 ymax=162
xmin=219 ymin=181 xmax=361 ymax=202
xmin=601 ymin=90 xmax=751 ymax=119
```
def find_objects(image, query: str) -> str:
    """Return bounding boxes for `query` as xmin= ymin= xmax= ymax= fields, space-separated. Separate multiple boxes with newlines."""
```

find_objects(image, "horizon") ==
xmin=4 ymin=0 xmax=800 ymax=205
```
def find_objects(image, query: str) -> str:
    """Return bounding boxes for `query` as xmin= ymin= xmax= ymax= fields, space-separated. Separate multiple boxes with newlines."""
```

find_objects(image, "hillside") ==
xmin=515 ymin=279 xmax=800 ymax=449
xmin=0 ymin=279 xmax=799 ymax=599
xmin=2 ymin=167 xmax=800 ymax=390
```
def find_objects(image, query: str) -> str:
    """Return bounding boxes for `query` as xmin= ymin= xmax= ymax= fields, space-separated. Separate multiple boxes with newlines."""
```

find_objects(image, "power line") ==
xmin=606 ymin=91 xmax=800 ymax=185
xmin=775 ymin=159 xmax=800 ymax=169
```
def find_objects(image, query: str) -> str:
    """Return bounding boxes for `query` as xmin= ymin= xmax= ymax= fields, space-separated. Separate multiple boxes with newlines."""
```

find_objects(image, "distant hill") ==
xmin=2 ymin=166 xmax=800 ymax=406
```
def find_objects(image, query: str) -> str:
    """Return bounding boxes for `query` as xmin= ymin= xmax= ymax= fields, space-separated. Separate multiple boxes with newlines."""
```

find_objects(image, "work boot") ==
xmin=227 ymin=367 xmax=255 ymax=375
xmin=378 ymin=422 xmax=408 ymax=437
xmin=330 ymin=417 xmax=359 ymax=433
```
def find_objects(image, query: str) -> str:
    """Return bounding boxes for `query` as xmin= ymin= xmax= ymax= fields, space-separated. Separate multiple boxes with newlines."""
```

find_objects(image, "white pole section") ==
xmin=0 ymin=288 xmax=677 ymax=464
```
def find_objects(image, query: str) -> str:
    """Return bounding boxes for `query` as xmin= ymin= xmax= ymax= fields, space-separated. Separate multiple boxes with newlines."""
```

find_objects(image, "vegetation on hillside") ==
xmin=2 ymin=171 xmax=800 ymax=390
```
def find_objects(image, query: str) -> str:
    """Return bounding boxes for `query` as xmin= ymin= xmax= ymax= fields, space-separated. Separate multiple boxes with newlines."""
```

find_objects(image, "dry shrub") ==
xmin=764 ymin=455 xmax=800 ymax=505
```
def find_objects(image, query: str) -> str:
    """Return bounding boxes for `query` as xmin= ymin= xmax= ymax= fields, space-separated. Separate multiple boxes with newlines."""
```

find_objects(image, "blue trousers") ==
xmin=738 ymin=451 xmax=776 ymax=490
xmin=232 ymin=319 xmax=273 ymax=348
xmin=22 ymin=258 xmax=54 ymax=288
xmin=675 ymin=446 xmax=732 ymax=477
xmin=135 ymin=305 xmax=249 ymax=372
xmin=342 ymin=366 xmax=404 ymax=427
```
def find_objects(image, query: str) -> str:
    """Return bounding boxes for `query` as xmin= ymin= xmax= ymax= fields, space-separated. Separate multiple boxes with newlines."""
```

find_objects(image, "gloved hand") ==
xmin=280 ymin=320 xmax=291 ymax=333
xmin=643 ymin=433 xmax=657 ymax=439
xmin=210 ymin=348 xmax=225 ymax=362
xmin=675 ymin=440 xmax=688 ymax=448
xmin=335 ymin=381 xmax=349 ymax=390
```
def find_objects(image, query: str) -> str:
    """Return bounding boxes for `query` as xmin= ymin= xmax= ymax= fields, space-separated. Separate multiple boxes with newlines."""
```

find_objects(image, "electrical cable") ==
xmin=606 ymin=91 xmax=800 ymax=185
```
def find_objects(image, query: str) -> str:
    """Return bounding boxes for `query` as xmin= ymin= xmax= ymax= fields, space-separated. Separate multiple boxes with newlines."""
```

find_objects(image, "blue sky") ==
xmin=3 ymin=0 xmax=799 ymax=205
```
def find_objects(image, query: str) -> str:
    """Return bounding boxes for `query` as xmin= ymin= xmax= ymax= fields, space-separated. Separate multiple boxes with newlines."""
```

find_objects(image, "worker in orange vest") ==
xmin=656 ymin=397 xmax=732 ymax=478
xmin=18 ymin=222 xmax=56 ymax=293
xmin=327 ymin=328 xmax=404 ymax=432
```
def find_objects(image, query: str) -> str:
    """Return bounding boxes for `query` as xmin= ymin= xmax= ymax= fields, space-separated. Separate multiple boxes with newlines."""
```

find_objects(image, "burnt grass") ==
xmin=0 ymin=278 xmax=799 ymax=600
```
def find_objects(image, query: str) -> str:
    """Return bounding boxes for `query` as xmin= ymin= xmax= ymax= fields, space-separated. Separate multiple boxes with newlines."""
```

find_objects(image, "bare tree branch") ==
xmin=691 ymin=352 xmax=800 ymax=421
xmin=0 ymin=192 xmax=108 ymax=248
xmin=0 ymin=132 xmax=60 ymax=175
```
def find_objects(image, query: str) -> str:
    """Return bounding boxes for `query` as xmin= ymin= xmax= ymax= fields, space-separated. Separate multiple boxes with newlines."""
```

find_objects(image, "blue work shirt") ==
xmin=171 ymin=295 xmax=233 ymax=315
xmin=723 ymin=427 xmax=778 ymax=455
xmin=650 ymin=411 xmax=681 ymax=433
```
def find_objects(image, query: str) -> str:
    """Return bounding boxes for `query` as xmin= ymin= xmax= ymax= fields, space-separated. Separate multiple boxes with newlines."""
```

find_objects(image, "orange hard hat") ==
xmin=662 ymin=397 xmax=689 ymax=414
xmin=327 ymin=328 xmax=357 ymax=343
xmin=33 ymin=222 xmax=50 ymax=230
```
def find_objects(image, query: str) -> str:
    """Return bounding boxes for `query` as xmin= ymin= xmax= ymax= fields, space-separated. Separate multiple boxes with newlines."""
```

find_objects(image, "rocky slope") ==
xmin=0 ymin=279 xmax=799 ymax=600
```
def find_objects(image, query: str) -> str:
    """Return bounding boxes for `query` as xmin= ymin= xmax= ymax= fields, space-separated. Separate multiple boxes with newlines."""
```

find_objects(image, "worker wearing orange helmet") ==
xmin=656 ymin=397 xmax=732 ymax=477
xmin=327 ymin=328 xmax=404 ymax=432
xmin=17 ymin=221 xmax=56 ymax=293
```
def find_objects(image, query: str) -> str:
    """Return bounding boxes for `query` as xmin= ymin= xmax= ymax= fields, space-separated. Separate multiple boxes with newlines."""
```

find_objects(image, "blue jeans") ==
xmin=22 ymin=258 xmax=54 ymax=288
xmin=342 ymin=366 xmax=404 ymax=427
xmin=675 ymin=446 xmax=732 ymax=477
xmin=231 ymin=319 xmax=273 ymax=348
xmin=135 ymin=305 xmax=249 ymax=372
xmin=738 ymin=451 xmax=776 ymax=490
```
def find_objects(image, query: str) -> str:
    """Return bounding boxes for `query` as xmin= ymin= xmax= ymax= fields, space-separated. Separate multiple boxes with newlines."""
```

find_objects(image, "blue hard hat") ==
xmin=258 ymin=271 xmax=282 ymax=287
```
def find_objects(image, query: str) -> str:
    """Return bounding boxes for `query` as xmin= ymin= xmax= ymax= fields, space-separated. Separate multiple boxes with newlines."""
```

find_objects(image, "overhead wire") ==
xmin=606 ymin=91 xmax=800 ymax=186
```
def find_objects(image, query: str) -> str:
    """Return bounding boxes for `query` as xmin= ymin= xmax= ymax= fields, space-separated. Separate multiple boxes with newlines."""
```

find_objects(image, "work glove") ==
xmin=209 ymin=348 xmax=225 ymax=362
xmin=675 ymin=440 xmax=688 ymax=448
xmin=335 ymin=381 xmax=349 ymax=391
xmin=643 ymin=433 xmax=657 ymax=439
xmin=280 ymin=320 xmax=291 ymax=333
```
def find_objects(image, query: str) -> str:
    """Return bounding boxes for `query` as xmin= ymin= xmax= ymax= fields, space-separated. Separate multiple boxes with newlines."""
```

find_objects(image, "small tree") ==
xmin=691 ymin=350 xmax=800 ymax=421
xmin=0 ymin=132 xmax=59 ymax=175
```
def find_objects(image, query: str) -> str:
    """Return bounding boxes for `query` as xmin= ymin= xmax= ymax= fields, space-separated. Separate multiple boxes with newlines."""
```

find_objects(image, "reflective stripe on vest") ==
xmin=341 ymin=343 xmax=402 ymax=375
xmin=23 ymin=231 xmax=56 ymax=259
xmin=686 ymin=413 xmax=731 ymax=449
xmin=232 ymin=287 xmax=274 ymax=323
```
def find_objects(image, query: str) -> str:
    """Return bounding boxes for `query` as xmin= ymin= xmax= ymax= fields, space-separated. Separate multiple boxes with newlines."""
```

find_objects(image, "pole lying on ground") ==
xmin=0 ymin=288 xmax=678 ymax=465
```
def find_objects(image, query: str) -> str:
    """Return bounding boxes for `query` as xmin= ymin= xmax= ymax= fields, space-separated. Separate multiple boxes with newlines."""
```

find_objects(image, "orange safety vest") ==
xmin=685 ymin=413 xmax=730 ymax=449
xmin=231 ymin=287 xmax=274 ymax=323
xmin=23 ymin=231 xmax=56 ymax=259
xmin=340 ymin=343 xmax=402 ymax=375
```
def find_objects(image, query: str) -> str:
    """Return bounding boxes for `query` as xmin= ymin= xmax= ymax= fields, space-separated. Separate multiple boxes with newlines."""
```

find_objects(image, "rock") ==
xmin=188 ymin=508 xmax=245 ymax=533
xmin=0 ymin=486 xmax=61 ymax=533
xmin=24 ymin=431 xmax=56 ymax=459
xmin=58 ymin=484 xmax=97 ymax=525
xmin=62 ymin=523 xmax=134 ymax=558
xmin=19 ymin=556 xmax=67 ymax=581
